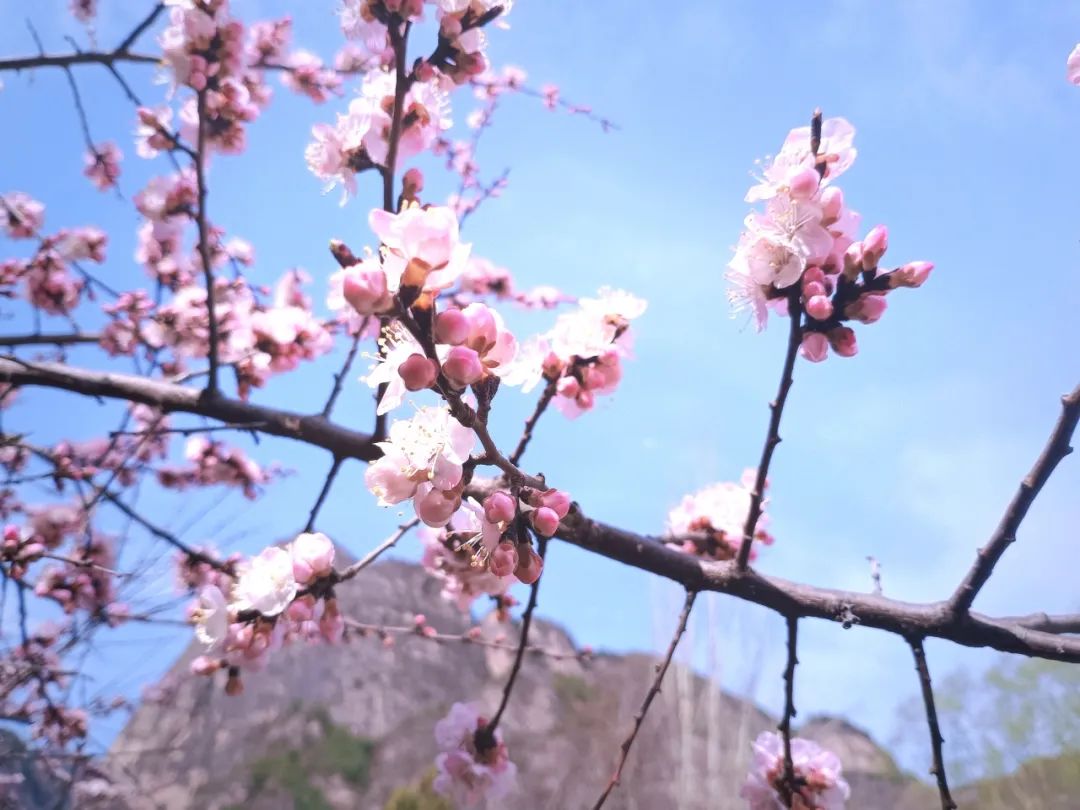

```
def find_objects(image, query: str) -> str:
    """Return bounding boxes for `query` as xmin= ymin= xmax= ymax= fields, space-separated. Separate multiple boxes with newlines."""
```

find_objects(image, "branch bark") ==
xmin=909 ymin=638 xmax=957 ymax=809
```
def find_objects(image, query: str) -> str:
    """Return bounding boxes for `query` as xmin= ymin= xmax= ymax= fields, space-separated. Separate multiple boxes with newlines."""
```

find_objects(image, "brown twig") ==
xmin=193 ymin=89 xmax=220 ymax=395
xmin=779 ymin=616 xmax=799 ymax=807
xmin=948 ymin=383 xmax=1080 ymax=617
xmin=303 ymin=456 xmax=344 ymax=533
xmin=592 ymin=589 xmax=697 ymax=809
xmin=909 ymin=638 xmax=957 ymax=809
xmin=0 ymin=333 xmax=101 ymax=348
xmin=735 ymin=290 xmax=803 ymax=570
xmin=509 ymin=377 xmax=557 ymax=466
xmin=334 ymin=518 xmax=421 ymax=583
xmin=484 ymin=534 xmax=548 ymax=733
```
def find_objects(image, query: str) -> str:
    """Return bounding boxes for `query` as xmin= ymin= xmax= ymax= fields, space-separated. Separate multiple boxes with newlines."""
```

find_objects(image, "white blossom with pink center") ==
xmin=230 ymin=546 xmax=297 ymax=616
xmin=420 ymin=498 xmax=510 ymax=610
xmin=740 ymin=731 xmax=850 ymax=810
xmin=433 ymin=702 xmax=517 ymax=806
xmin=192 ymin=585 xmax=230 ymax=652
xmin=668 ymin=469 xmax=773 ymax=563
xmin=369 ymin=205 xmax=470 ymax=295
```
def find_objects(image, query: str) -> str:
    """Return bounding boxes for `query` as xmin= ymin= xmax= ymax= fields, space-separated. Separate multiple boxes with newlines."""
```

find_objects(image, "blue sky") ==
xmin=1 ymin=0 xmax=1079 ymax=778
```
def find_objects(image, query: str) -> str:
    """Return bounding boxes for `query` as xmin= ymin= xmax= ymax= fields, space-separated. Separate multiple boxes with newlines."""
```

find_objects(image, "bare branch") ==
xmin=779 ymin=616 xmax=798 ymax=807
xmin=193 ymin=88 xmax=220 ymax=395
xmin=334 ymin=518 xmax=421 ymax=583
xmin=736 ymin=291 xmax=803 ymax=570
xmin=948 ymin=383 xmax=1080 ymax=617
xmin=0 ymin=333 xmax=100 ymax=348
xmin=909 ymin=638 xmax=957 ymax=809
xmin=509 ymin=377 xmax=557 ymax=467
xmin=592 ymin=589 xmax=697 ymax=809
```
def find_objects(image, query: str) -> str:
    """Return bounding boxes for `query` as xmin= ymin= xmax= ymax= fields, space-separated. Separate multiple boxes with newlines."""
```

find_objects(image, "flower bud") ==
xmin=787 ymin=166 xmax=820 ymax=200
xmin=530 ymin=506 xmax=560 ymax=537
xmin=891 ymin=261 xmax=933 ymax=289
xmin=805 ymin=295 xmax=833 ymax=321
xmin=828 ymin=326 xmax=858 ymax=358
xmin=483 ymin=491 xmax=516 ymax=524
xmin=799 ymin=332 xmax=829 ymax=363
xmin=820 ymin=186 xmax=844 ymax=221
xmin=342 ymin=267 xmax=391 ymax=314
xmin=398 ymin=353 xmax=439 ymax=391
xmin=539 ymin=489 xmax=571 ymax=519
xmin=862 ymin=225 xmax=889 ymax=267
xmin=415 ymin=487 xmax=459 ymax=528
xmin=434 ymin=309 xmax=469 ymax=345
xmin=442 ymin=346 xmax=485 ymax=387
xmin=515 ymin=546 xmax=544 ymax=584
xmin=846 ymin=293 xmax=887 ymax=324
xmin=489 ymin=541 xmax=519 ymax=577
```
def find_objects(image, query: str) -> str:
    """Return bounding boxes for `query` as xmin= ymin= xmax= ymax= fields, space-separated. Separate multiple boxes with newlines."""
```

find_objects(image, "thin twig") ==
xmin=509 ymin=377 xmax=557 ymax=466
xmin=303 ymin=456 xmax=344 ymax=533
xmin=948 ymin=383 xmax=1080 ymax=617
xmin=909 ymin=638 xmax=957 ymax=810
xmin=334 ymin=517 xmax=421 ymax=582
xmin=193 ymin=88 xmax=220 ymax=395
xmin=779 ymin=616 xmax=799 ymax=807
xmin=735 ymin=290 xmax=803 ymax=570
xmin=592 ymin=589 xmax=697 ymax=809
xmin=322 ymin=331 xmax=364 ymax=419
xmin=485 ymin=534 xmax=548 ymax=733
xmin=0 ymin=333 xmax=100 ymax=348
xmin=115 ymin=3 xmax=165 ymax=54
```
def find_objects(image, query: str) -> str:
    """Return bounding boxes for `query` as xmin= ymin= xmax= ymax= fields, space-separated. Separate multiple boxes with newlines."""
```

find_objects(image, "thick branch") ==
xmin=736 ymin=292 xmax=803 ymax=569
xmin=592 ymin=589 xmax=697 ymax=809
xmin=0 ymin=51 xmax=158 ymax=72
xmin=948 ymin=383 xmax=1080 ymax=617
xmin=5 ymin=357 xmax=1080 ymax=662
xmin=909 ymin=638 xmax=956 ymax=809
xmin=0 ymin=333 xmax=100 ymax=348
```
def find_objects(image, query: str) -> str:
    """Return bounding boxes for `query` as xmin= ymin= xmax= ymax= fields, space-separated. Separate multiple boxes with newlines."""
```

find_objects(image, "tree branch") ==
xmin=193 ymin=88 xmax=220 ymax=395
xmin=909 ymin=638 xmax=956 ymax=810
xmin=509 ymin=377 xmax=557 ymax=466
xmin=947 ymin=383 xmax=1080 ymax=618
xmin=779 ymin=616 xmax=799 ymax=807
xmin=592 ymin=589 xmax=697 ymax=809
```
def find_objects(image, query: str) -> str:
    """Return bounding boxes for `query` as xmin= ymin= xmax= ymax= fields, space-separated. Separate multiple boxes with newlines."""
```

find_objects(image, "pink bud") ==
xmin=539 ymin=488 xmax=571 ymax=519
xmin=575 ymin=389 xmax=596 ymax=411
xmin=802 ymin=280 xmax=826 ymax=299
xmin=489 ymin=541 xmax=519 ymax=577
xmin=531 ymin=506 xmax=560 ymax=537
xmin=862 ymin=225 xmax=889 ymax=266
xmin=434 ymin=309 xmax=469 ymax=345
xmin=415 ymin=487 xmax=459 ymax=528
xmin=342 ymin=267 xmax=391 ymax=314
xmin=828 ymin=326 xmax=858 ymax=358
xmin=398 ymin=353 xmax=439 ymax=391
xmin=515 ymin=546 xmax=544 ymax=584
xmin=287 ymin=595 xmax=316 ymax=622
xmin=787 ymin=166 xmax=820 ymax=200
xmin=320 ymin=599 xmax=343 ymax=644
xmin=805 ymin=294 xmax=833 ymax=321
xmin=461 ymin=303 xmax=497 ymax=348
xmin=799 ymin=332 xmax=829 ymax=363
xmin=483 ymin=491 xmax=516 ymax=524
xmin=542 ymin=352 xmax=565 ymax=379
xmin=403 ymin=168 xmax=424 ymax=193
xmin=820 ymin=186 xmax=844 ymax=221
xmin=847 ymin=293 xmax=888 ymax=324
xmin=582 ymin=366 xmax=606 ymax=390
xmin=843 ymin=243 xmax=864 ymax=279
xmin=442 ymin=346 xmax=484 ymax=387
xmin=891 ymin=261 xmax=933 ymax=289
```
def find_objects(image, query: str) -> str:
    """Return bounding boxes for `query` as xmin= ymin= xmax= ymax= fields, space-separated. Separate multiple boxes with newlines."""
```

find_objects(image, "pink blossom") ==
xmin=363 ymin=326 xmax=430 ymax=414
xmin=828 ymin=326 xmax=858 ymax=358
xmin=290 ymin=532 xmax=335 ymax=585
xmin=420 ymin=499 xmax=508 ymax=609
xmin=1069 ymin=44 xmax=1080 ymax=85
xmin=70 ymin=0 xmax=96 ymax=22
xmin=192 ymin=585 xmax=229 ymax=652
xmin=231 ymin=547 xmax=297 ymax=617
xmin=83 ymin=142 xmax=122 ymax=191
xmin=2 ymin=193 xmax=44 ymax=239
xmin=433 ymin=703 xmax=517 ymax=806
xmin=369 ymin=205 xmax=470 ymax=295
xmin=740 ymin=731 xmax=850 ymax=810
xmin=668 ymin=471 xmax=773 ymax=562
xmin=281 ymin=50 xmax=342 ymax=103
xmin=134 ymin=107 xmax=175 ymax=159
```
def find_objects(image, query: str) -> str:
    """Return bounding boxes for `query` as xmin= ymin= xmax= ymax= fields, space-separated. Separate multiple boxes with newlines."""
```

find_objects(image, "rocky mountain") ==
xmin=82 ymin=559 xmax=934 ymax=809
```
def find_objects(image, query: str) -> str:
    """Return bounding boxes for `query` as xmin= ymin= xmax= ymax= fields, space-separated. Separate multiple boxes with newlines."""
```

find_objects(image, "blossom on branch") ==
xmin=433 ymin=702 xmax=517 ymax=806
xmin=740 ymin=731 xmax=850 ymax=810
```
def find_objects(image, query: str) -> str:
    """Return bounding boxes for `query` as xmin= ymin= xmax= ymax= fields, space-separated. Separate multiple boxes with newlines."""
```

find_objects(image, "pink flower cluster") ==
xmin=433 ymin=702 xmax=517 ymax=806
xmin=83 ymin=142 xmax=122 ymax=191
xmin=33 ymin=535 xmax=129 ymax=625
xmin=188 ymin=534 xmax=343 ymax=686
xmin=513 ymin=287 xmax=646 ymax=417
xmin=727 ymin=118 xmax=932 ymax=359
xmin=2 ymin=192 xmax=45 ymax=239
xmin=159 ymin=0 xmax=270 ymax=155
xmin=306 ymin=74 xmax=450 ymax=201
xmin=668 ymin=469 xmax=774 ymax=563
xmin=157 ymin=437 xmax=272 ymax=499
xmin=420 ymin=487 xmax=560 ymax=610
xmin=740 ymin=731 xmax=850 ymax=810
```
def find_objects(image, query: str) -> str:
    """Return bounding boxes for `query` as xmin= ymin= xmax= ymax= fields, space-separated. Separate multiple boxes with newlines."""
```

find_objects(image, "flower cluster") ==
xmin=188 ymin=534 xmax=343 ymax=686
xmin=514 ymin=287 xmax=646 ymax=417
xmin=157 ymin=437 xmax=273 ymax=499
xmin=306 ymin=73 xmax=450 ymax=202
xmin=433 ymin=702 xmax=517 ymax=806
xmin=727 ymin=117 xmax=932 ymax=360
xmin=668 ymin=469 xmax=773 ymax=562
xmin=83 ymin=142 xmax=122 ymax=191
xmin=740 ymin=731 xmax=850 ymax=810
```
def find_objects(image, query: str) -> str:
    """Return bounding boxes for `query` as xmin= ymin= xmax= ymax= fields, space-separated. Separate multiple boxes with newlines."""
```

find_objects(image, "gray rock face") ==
xmin=95 ymin=561 xmax=931 ymax=809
